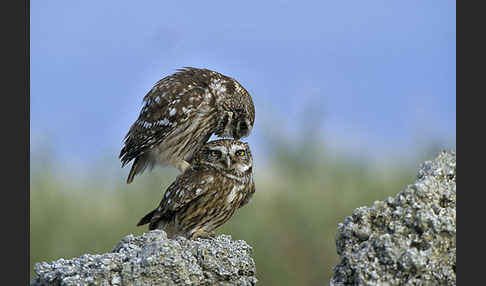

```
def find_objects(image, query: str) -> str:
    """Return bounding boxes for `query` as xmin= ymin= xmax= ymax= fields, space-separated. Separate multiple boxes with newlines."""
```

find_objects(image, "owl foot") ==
xmin=191 ymin=230 xmax=217 ymax=240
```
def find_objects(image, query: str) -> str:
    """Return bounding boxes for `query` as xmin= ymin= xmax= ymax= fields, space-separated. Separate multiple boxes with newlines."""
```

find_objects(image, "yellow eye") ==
xmin=209 ymin=150 xmax=218 ymax=157
xmin=236 ymin=150 xmax=246 ymax=157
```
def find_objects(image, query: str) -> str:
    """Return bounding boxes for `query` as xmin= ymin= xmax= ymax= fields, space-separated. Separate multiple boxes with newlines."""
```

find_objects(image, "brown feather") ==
xmin=119 ymin=67 xmax=255 ymax=183
xmin=137 ymin=139 xmax=255 ymax=239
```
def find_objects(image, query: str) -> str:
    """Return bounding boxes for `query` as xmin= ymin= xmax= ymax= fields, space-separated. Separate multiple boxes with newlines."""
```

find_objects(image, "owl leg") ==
xmin=174 ymin=160 xmax=191 ymax=173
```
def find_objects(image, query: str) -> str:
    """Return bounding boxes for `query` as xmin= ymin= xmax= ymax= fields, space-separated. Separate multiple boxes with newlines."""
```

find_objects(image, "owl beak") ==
xmin=223 ymin=157 xmax=231 ymax=169
xmin=232 ymin=129 xmax=242 ymax=141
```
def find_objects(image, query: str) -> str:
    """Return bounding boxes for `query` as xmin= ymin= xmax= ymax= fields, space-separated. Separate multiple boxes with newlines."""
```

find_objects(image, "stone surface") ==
xmin=330 ymin=150 xmax=456 ymax=286
xmin=31 ymin=230 xmax=257 ymax=286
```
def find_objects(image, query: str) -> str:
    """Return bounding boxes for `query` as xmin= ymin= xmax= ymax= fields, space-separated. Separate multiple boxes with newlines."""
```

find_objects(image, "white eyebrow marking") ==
xmin=230 ymin=143 xmax=246 ymax=155
xmin=208 ymin=146 xmax=227 ymax=154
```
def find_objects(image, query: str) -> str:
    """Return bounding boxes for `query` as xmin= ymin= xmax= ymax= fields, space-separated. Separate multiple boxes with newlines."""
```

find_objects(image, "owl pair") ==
xmin=120 ymin=68 xmax=256 ymax=239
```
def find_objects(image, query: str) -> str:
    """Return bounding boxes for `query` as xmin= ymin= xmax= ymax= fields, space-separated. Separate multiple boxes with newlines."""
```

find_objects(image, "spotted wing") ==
xmin=119 ymin=79 xmax=211 ymax=167
xmin=148 ymin=170 xmax=217 ymax=224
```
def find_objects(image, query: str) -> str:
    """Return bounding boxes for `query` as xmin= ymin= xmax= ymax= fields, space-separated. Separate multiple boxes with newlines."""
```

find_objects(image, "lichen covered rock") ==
xmin=31 ymin=230 xmax=257 ymax=286
xmin=330 ymin=151 xmax=456 ymax=285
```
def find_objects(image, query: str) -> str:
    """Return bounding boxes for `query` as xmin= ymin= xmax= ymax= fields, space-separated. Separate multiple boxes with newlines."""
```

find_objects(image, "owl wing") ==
xmin=119 ymin=80 xmax=212 ymax=167
xmin=161 ymin=170 xmax=216 ymax=212
xmin=139 ymin=169 xmax=216 ymax=226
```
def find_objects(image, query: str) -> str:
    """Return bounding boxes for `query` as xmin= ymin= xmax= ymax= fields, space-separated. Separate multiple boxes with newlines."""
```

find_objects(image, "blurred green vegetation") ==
xmin=30 ymin=137 xmax=434 ymax=285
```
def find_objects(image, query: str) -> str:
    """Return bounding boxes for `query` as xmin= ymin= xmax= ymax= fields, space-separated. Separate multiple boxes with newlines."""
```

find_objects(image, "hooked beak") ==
xmin=222 ymin=157 xmax=231 ymax=169
xmin=232 ymin=128 xmax=242 ymax=140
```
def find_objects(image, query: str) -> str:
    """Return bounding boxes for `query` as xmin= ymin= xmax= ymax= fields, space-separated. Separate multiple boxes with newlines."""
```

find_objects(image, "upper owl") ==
xmin=119 ymin=67 xmax=255 ymax=184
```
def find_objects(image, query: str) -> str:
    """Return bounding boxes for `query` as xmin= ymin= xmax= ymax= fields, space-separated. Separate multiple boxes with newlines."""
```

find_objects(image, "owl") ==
xmin=119 ymin=67 xmax=255 ymax=184
xmin=137 ymin=139 xmax=255 ymax=239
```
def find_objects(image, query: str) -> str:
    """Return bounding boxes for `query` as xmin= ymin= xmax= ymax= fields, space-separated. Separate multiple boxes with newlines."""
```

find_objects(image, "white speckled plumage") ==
xmin=119 ymin=67 xmax=255 ymax=184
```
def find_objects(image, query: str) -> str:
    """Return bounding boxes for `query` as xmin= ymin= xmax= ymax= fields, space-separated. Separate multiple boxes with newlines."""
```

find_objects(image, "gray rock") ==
xmin=31 ymin=231 xmax=257 ymax=286
xmin=330 ymin=150 xmax=456 ymax=286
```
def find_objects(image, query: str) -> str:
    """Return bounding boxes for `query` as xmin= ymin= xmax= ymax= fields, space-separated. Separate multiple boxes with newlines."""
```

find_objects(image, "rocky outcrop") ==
xmin=31 ymin=151 xmax=457 ymax=286
xmin=31 ymin=231 xmax=257 ymax=286
xmin=330 ymin=151 xmax=456 ymax=285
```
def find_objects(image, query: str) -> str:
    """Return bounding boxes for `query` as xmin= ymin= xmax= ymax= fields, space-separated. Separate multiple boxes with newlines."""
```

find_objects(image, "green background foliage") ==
xmin=31 ymin=137 xmax=439 ymax=285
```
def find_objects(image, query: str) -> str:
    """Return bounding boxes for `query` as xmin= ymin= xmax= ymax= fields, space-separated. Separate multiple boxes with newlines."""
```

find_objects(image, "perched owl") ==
xmin=137 ymin=139 xmax=255 ymax=239
xmin=120 ymin=67 xmax=255 ymax=184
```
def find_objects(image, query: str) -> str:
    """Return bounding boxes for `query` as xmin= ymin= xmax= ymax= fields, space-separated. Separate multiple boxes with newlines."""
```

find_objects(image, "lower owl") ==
xmin=137 ymin=139 xmax=255 ymax=239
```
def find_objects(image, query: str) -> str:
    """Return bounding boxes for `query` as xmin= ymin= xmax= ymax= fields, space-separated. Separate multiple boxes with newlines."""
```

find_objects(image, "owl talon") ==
xmin=193 ymin=230 xmax=217 ymax=240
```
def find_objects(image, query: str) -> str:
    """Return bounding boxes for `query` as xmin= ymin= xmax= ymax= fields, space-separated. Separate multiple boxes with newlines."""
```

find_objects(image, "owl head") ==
xmin=193 ymin=139 xmax=253 ymax=175
xmin=214 ymin=79 xmax=255 ymax=140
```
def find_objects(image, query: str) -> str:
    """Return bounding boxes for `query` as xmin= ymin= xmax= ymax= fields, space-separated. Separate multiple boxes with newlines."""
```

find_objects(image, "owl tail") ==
xmin=136 ymin=209 xmax=156 ymax=227
xmin=126 ymin=162 xmax=139 ymax=184
xmin=126 ymin=155 xmax=151 ymax=184
xmin=127 ymin=156 xmax=147 ymax=184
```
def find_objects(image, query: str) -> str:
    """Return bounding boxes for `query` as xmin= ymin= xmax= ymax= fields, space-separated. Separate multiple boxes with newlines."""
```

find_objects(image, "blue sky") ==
xmin=31 ymin=0 xmax=456 ymax=170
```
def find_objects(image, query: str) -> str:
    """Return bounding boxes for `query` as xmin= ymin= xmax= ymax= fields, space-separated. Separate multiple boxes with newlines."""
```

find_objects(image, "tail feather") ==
xmin=126 ymin=159 xmax=140 ymax=184
xmin=126 ymin=154 xmax=154 ymax=184
xmin=137 ymin=209 xmax=156 ymax=227
xmin=119 ymin=146 xmax=127 ymax=161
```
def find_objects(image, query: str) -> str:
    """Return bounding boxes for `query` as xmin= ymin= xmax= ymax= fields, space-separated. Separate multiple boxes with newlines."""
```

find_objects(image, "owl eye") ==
xmin=208 ymin=150 xmax=221 ymax=158
xmin=236 ymin=150 xmax=246 ymax=157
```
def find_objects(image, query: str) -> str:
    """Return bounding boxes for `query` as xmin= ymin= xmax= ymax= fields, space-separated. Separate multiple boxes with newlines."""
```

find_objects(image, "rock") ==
xmin=31 ymin=230 xmax=257 ymax=286
xmin=330 ymin=150 xmax=456 ymax=286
